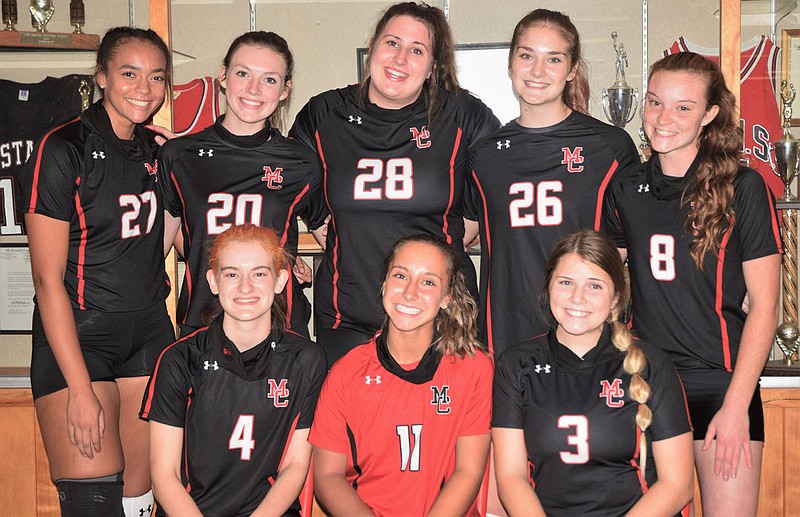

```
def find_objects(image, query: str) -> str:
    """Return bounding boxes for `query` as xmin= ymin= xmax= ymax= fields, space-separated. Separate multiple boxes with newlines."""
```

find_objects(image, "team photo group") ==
xmin=16 ymin=1 xmax=783 ymax=516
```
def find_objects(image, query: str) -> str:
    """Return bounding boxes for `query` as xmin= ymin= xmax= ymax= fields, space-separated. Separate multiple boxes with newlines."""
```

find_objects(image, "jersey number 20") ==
xmin=354 ymin=158 xmax=413 ymax=200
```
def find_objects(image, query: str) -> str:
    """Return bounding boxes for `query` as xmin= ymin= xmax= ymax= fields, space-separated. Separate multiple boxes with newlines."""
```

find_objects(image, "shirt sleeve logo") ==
xmin=267 ymin=378 xmax=290 ymax=407
xmin=599 ymin=378 xmax=625 ymax=408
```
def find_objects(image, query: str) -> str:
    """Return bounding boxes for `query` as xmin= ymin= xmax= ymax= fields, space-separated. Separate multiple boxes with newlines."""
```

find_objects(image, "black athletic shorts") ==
xmin=31 ymin=302 xmax=175 ymax=399
xmin=678 ymin=369 xmax=764 ymax=442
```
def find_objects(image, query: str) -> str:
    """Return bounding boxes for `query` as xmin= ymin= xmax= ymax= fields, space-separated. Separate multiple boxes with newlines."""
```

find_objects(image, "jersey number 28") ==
xmin=354 ymin=158 xmax=414 ymax=200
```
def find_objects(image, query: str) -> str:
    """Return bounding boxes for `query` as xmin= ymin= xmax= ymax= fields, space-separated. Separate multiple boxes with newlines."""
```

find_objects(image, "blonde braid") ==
xmin=611 ymin=320 xmax=653 ymax=475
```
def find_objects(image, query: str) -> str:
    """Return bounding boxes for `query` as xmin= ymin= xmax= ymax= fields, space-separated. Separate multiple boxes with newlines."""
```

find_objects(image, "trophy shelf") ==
xmin=0 ymin=30 xmax=99 ymax=50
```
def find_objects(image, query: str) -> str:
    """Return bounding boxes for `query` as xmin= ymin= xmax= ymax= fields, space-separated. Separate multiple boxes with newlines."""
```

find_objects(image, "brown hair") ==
xmin=362 ymin=2 xmax=460 ymax=125
xmin=221 ymin=31 xmax=294 ymax=132
xmin=205 ymin=224 xmax=291 ymax=332
xmin=648 ymin=52 xmax=740 ymax=269
xmin=509 ymin=9 xmax=590 ymax=115
xmin=540 ymin=230 xmax=652 ymax=474
xmin=382 ymin=234 xmax=480 ymax=359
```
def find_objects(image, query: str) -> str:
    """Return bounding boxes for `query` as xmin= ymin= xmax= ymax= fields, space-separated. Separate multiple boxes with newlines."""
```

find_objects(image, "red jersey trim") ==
xmin=184 ymin=385 xmax=193 ymax=492
xmin=472 ymin=170 xmax=494 ymax=356
xmin=73 ymin=177 xmax=88 ymax=309
xmin=281 ymin=184 xmax=312 ymax=326
xmin=441 ymin=128 xmax=463 ymax=244
xmin=594 ymin=160 xmax=619 ymax=231
xmin=715 ymin=219 xmax=735 ymax=372
xmin=27 ymin=117 xmax=79 ymax=212
xmin=315 ymin=130 xmax=342 ymax=328
xmin=172 ymin=172 xmax=193 ymax=326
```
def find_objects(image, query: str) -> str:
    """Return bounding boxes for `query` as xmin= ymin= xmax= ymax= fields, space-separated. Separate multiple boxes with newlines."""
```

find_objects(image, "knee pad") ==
xmin=55 ymin=472 xmax=124 ymax=517
xmin=123 ymin=489 xmax=154 ymax=517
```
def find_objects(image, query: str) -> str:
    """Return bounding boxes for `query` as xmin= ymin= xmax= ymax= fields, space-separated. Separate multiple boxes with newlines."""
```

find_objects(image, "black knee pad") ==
xmin=55 ymin=472 xmax=124 ymax=517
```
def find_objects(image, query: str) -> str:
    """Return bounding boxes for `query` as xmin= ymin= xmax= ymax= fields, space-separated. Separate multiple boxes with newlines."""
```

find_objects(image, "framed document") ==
xmin=0 ymin=243 xmax=34 ymax=333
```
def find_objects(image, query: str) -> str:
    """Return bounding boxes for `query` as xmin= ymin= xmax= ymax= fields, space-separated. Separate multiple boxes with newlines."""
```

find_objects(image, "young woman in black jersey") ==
xmin=466 ymin=9 xmax=639 ymax=359
xmin=492 ymin=230 xmax=693 ymax=516
xmin=142 ymin=224 xmax=326 ymax=516
xmin=22 ymin=28 xmax=173 ymax=516
xmin=602 ymin=53 xmax=782 ymax=516
xmin=158 ymin=31 xmax=325 ymax=338
xmin=290 ymin=2 xmax=499 ymax=367
xmin=310 ymin=234 xmax=492 ymax=516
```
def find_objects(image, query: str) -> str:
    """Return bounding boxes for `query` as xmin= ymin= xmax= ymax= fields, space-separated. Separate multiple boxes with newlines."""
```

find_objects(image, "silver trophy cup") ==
xmin=602 ymin=32 xmax=638 ymax=129
xmin=769 ymin=81 xmax=800 ymax=202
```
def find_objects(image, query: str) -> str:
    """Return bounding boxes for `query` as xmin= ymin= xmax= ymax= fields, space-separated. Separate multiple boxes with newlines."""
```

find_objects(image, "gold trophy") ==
xmin=69 ymin=0 xmax=83 ymax=34
xmin=29 ymin=0 xmax=53 ymax=32
xmin=769 ymin=81 xmax=800 ymax=202
xmin=2 ymin=0 xmax=17 ymax=30
xmin=602 ymin=32 xmax=638 ymax=129
xmin=777 ymin=323 xmax=800 ymax=365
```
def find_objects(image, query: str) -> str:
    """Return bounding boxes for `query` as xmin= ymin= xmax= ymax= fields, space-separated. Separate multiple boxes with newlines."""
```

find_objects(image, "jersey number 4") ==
xmin=396 ymin=424 xmax=422 ymax=471
xmin=119 ymin=191 xmax=157 ymax=239
xmin=229 ymin=415 xmax=256 ymax=461
xmin=354 ymin=158 xmax=413 ymax=200
xmin=558 ymin=415 xmax=589 ymax=464
xmin=508 ymin=181 xmax=563 ymax=228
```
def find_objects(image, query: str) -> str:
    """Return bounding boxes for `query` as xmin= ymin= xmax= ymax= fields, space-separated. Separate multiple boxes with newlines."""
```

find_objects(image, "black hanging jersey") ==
xmin=467 ymin=114 xmax=638 ymax=357
xmin=493 ymin=327 xmax=691 ymax=516
xmin=21 ymin=100 xmax=169 ymax=311
xmin=602 ymin=155 xmax=782 ymax=371
xmin=157 ymin=117 xmax=326 ymax=331
xmin=140 ymin=317 xmax=327 ymax=517
xmin=0 ymin=74 xmax=92 ymax=235
xmin=290 ymin=84 xmax=499 ymax=334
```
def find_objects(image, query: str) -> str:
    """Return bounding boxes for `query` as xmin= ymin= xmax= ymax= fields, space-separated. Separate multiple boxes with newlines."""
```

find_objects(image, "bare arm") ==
xmin=311 ymin=224 xmax=327 ymax=250
xmin=163 ymin=212 xmax=182 ymax=257
xmin=312 ymin=446 xmax=373 ymax=516
xmin=626 ymin=432 xmax=694 ymax=516
xmin=149 ymin=421 xmax=203 ymax=516
xmin=428 ymin=433 xmax=490 ymax=517
xmin=26 ymin=213 xmax=104 ymax=458
xmin=491 ymin=428 xmax=546 ymax=517
xmin=251 ymin=429 xmax=313 ymax=517
xmin=463 ymin=218 xmax=480 ymax=249
xmin=703 ymin=253 xmax=780 ymax=479
xmin=617 ymin=247 xmax=628 ymax=264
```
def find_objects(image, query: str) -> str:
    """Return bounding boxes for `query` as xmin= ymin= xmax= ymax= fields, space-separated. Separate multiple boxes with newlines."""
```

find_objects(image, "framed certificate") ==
xmin=0 ymin=243 xmax=34 ymax=334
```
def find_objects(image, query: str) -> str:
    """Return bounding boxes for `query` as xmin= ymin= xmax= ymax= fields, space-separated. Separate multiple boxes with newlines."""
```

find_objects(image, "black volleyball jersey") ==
xmin=467 ymin=114 xmax=639 ymax=357
xmin=290 ymin=84 xmax=499 ymax=334
xmin=21 ymin=100 xmax=169 ymax=311
xmin=0 ymin=74 xmax=92 ymax=235
xmin=157 ymin=117 xmax=326 ymax=331
xmin=493 ymin=328 xmax=691 ymax=517
xmin=140 ymin=317 xmax=327 ymax=517
xmin=602 ymin=155 xmax=782 ymax=371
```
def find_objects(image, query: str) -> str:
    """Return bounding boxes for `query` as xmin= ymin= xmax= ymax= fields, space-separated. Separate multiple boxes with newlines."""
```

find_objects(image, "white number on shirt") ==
xmin=508 ymin=181 xmax=563 ymax=228
xmin=206 ymin=193 xmax=263 ymax=235
xmin=229 ymin=414 xmax=256 ymax=461
xmin=0 ymin=178 xmax=22 ymax=235
xmin=354 ymin=158 xmax=414 ymax=200
xmin=649 ymin=234 xmax=676 ymax=281
xmin=558 ymin=415 xmax=589 ymax=464
xmin=396 ymin=424 xmax=422 ymax=472
xmin=119 ymin=191 xmax=157 ymax=239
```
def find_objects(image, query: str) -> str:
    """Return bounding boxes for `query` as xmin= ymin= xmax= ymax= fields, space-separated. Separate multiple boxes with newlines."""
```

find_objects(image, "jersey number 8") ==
xmin=354 ymin=158 xmax=414 ymax=200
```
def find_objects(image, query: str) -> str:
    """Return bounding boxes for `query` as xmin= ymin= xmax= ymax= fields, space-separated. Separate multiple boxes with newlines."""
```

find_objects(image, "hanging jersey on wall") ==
xmin=0 ymin=74 xmax=92 ymax=235
xmin=664 ymin=36 xmax=783 ymax=199
xmin=172 ymin=77 xmax=220 ymax=137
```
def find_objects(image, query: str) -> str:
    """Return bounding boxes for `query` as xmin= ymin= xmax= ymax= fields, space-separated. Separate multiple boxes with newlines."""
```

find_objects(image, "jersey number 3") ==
xmin=558 ymin=415 xmax=589 ymax=464
xmin=354 ymin=158 xmax=414 ymax=200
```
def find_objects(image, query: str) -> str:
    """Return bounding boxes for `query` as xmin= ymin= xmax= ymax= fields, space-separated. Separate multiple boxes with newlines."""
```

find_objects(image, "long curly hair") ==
xmin=540 ymin=231 xmax=652 ymax=475
xmin=381 ymin=234 xmax=480 ymax=359
xmin=649 ymin=52 xmax=741 ymax=269
xmin=508 ymin=9 xmax=590 ymax=115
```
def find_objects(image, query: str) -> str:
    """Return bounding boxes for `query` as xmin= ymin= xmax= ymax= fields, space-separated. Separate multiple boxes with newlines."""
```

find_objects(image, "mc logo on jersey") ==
xmin=561 ymin=147 xmax=584 ymax=173
xmin=430 ymin=385 xmax=452 ymax=414
xmin=599 ymin=379 xmax=625 ymax=408
xmin=267 ymin=379 xmax=290 ymax=407
xmin=261 ymin=166 xmax=284 ymax=190
xmin=144 ymin=161 xmax=158 ymax=181
xmin=409 ymin=126 xmax=431 ymax=149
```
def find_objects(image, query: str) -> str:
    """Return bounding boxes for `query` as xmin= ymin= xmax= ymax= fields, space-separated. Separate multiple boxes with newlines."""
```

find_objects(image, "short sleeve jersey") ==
xmin=602 ymin=155 xmax=782 ymax=371
xmin=493 ymin=328 xmax=691 ymax=516
xmin=1 ymin=74 xmax=92 ymax=236
xmin=157 ymin=117 xmax=326 ymax=331
xmin=467 ymin=114 xmax=639 ymax=356
xmin=309 ymin=335 xmax=493 ymax=516
xmin=290 ymin=84 xmax=499 ymax=334
xmin=21 ymin=100 xmax=169 ymax=311
xmin=140 ymin=317 xmax=327 ymax=517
